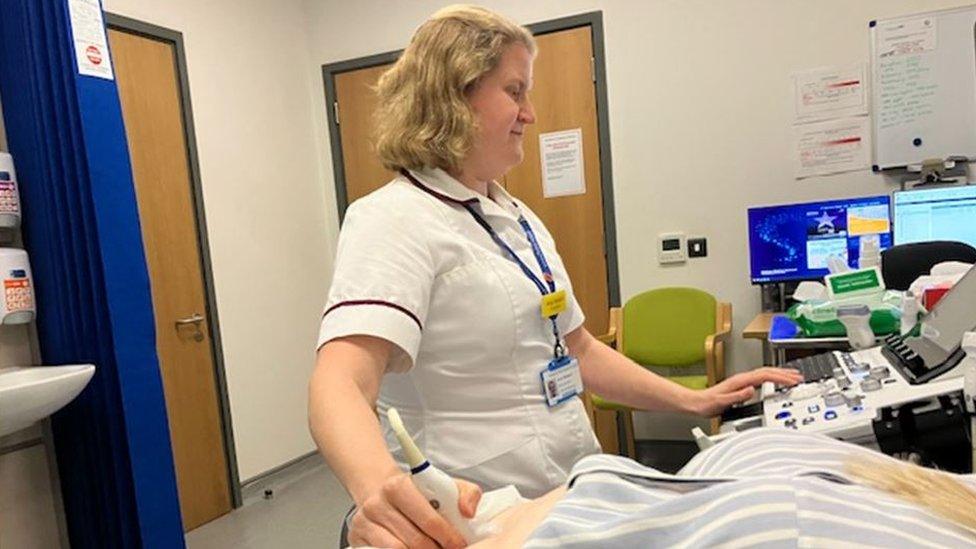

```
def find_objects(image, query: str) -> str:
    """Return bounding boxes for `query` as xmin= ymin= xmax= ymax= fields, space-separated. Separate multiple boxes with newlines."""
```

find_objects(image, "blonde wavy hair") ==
xmin=373 ymin=5 xmax=536 ymax=173
xmin=846 ymin=456 xmax=976 ymax=534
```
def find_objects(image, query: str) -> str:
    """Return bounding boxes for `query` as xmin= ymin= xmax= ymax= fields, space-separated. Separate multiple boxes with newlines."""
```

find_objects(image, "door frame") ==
xmin=104 ymin=13 xmax=242 ymax=508
xmin=321 ymin=11 xmax=621 ymax=307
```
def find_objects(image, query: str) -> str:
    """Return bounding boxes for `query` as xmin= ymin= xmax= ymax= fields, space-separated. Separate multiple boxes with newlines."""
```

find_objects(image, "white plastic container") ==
xmin=0 ymin=153 xmax=22 ymax=229
xmin=858 ymin=233 xmax=881 ymax=270
xmin=0 ymin=248 xmax=35 ymax=324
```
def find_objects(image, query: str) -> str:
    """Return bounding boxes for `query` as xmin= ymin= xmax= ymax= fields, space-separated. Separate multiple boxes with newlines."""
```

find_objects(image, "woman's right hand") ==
xmin=347 ymin=473 xmax=483 ymax=549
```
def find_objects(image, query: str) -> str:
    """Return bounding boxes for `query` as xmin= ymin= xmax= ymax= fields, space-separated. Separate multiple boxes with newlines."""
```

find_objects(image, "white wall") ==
xmin=0 ymin=430 xmax=65 ymax=549
xmin=0 ymin=328 xmax=62 ymax=548
xmin=102 ymin=0 xmax=329 ymax=479
xmin=0 ymin=92 xmax=67 ymax=547
xmin=301 ymin=0 xmax=973 ymax=438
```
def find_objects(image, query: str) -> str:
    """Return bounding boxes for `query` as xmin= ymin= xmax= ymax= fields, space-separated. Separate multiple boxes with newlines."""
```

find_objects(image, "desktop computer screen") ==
xmin=748 ymin=195 xmax=892 ymax=284
xmin=892 ymin=185 xmax=976 ymax=247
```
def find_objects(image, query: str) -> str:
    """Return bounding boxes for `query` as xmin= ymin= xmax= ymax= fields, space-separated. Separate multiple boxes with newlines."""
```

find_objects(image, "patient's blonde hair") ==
xmin=373 ymin=5 xmax=536 ymax=173
xmin=846 ymin=456 xmax=976 ymax=533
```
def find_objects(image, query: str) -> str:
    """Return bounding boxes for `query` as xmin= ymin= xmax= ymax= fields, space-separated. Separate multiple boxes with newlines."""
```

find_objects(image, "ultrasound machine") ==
xmin=719 ymin=187 xmax=976 ymax=472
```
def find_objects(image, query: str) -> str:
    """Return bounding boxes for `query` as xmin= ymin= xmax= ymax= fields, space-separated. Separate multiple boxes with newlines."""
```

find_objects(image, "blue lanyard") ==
xmin=461 ymin=203 xmax=565 ymax=358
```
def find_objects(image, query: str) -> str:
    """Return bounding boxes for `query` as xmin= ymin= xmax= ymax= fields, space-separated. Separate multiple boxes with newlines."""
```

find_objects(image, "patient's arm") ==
xmin=469 ymin=486 xmax=567 ymax=548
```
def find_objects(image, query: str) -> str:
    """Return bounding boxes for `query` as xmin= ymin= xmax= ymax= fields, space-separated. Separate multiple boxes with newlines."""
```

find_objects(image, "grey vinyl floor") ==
xmin=186 ymin=461 xmax=352 ymax=549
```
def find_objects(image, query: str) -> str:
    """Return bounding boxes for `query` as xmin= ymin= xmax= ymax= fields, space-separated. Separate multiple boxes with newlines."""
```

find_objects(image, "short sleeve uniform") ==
xmin=318 ymin=168 xmax=600 ymax=497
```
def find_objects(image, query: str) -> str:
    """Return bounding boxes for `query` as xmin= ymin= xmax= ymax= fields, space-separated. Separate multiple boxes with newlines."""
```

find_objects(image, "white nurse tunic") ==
xmin=318 ymin=168 xmax=600 ymax=497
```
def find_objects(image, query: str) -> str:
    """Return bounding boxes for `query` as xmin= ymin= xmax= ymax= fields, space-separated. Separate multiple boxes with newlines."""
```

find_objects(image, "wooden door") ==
xmin=334 ymin=63 xmax=396 ymax=204
xmin=331 ymin=25 xmax=611 ymax=335
xmin=503 ymin=27 xmax=609 ymax=335
xmin=108 ymin=28 xmax=231 ymax=530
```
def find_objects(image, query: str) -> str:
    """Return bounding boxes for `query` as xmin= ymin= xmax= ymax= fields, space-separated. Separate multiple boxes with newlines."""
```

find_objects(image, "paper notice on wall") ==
xmin=793 ymin=116 xmax=872 ymax=179
xmin=540 ymin=129 xmax=585 ymax=198
xmin=876 ymin=16 xmax=937 ymax=57
xmin=67 ymin=0 xmax=114 ymax=80
xmin=792 ymin=64 xmax=868 ymax=122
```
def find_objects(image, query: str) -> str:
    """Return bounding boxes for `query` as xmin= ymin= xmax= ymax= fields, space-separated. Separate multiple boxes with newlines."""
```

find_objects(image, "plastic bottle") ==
xmin=858 ymin=234 xmax=881 ymax=270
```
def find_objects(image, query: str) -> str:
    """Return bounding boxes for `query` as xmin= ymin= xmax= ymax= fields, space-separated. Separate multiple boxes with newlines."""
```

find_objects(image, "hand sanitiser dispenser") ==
xmin=0 ymin=152 xmax=23 ymax=229
xmin=0 ymin=248 xmax=35 ymax=324
xmin=387 ymin=407 xmax=497 ymax=544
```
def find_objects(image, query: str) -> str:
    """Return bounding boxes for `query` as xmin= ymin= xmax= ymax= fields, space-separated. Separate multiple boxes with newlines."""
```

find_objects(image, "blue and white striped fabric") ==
xmin=525 ymin=428 xmax=976 ymax=548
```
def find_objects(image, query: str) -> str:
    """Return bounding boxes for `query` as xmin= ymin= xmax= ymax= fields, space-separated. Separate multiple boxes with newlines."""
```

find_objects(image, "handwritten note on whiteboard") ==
xmin=876 ymin=18 xmax=938 ymax=131
xmin=540 ymin=129 xmax=585 ymax=198
xmin=877 ymin=16 xmax=937 ymax=57
xmin=869 ymin=7 xmax=976 ymax=169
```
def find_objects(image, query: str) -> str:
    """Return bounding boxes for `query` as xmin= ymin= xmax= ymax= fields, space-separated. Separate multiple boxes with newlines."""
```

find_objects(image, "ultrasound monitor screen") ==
xmin=893 ymin=185 xmax=976 ymax=248
xmin=748 ymin=195 xmax=892 ymax=284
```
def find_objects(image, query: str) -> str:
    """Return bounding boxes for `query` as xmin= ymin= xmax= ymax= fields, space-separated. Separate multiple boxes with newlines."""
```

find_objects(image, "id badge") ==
xmin=540 ymin=289 xmax=567 ymax=318
xmin=540 ymin=355 xmax=583 ymax=407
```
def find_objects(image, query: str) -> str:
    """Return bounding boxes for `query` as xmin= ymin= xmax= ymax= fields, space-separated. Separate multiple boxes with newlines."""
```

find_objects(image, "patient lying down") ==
xmin=465 ymin=429 xmax=976 ymax=548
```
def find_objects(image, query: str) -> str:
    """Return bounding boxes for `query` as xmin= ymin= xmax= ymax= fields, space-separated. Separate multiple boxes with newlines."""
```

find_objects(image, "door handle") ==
xmin=175 ymin=313 xmax=205 ymax=342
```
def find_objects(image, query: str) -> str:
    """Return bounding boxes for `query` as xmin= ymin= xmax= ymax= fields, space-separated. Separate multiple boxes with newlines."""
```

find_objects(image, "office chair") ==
xmin=880 ymin=241 xmax=976 ymax=291
xmin=589 ymin=287 xmax=731 ymax=458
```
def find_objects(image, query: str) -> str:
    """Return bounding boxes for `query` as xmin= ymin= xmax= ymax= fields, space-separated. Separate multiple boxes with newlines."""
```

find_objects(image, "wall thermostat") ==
xmin=657 ymin=232 xmax=687 ymax=265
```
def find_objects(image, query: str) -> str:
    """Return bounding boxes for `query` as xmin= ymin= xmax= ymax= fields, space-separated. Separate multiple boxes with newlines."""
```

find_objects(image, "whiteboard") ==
xmin=871 ymin=6 xmax=976 ymax=169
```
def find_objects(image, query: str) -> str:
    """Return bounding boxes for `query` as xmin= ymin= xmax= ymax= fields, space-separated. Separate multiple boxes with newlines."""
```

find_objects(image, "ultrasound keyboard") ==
xmin=781 ymin=352 xmax=845 ymax=383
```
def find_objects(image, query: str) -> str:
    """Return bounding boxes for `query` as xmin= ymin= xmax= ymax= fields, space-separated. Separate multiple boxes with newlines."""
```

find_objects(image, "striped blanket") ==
xmin=525 ymin=428 xmax=976 ymax=548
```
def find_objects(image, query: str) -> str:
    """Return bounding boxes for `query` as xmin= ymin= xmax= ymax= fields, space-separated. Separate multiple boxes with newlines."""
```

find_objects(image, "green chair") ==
xmin=589 ymin=287 xmax=732 ymax=458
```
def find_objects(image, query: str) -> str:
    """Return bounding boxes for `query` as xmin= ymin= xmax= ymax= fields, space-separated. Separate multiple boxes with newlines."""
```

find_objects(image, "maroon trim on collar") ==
xmin=400 ymin=169 xmax=479 ymax=206
xmin=323 ymin=299 xmax=423 ymax=331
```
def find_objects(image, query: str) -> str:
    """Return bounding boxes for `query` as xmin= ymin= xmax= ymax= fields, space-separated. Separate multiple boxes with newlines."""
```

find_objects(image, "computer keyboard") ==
xmin=782 ymin=352 xmax=843 ymax=383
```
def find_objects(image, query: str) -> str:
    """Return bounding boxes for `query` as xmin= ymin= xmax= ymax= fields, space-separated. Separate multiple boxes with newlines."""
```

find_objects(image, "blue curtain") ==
xmin=0 ymin=0 xmax=184 ymax=546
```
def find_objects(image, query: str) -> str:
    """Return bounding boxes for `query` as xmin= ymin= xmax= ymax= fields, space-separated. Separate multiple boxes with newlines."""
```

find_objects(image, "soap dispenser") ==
xmin=0 ymin=248 xmax=35 ymax=324
xmin=0 ymin=152 xmax=23 ymax=230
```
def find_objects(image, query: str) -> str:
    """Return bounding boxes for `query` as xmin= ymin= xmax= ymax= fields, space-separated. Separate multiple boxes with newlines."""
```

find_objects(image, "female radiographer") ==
xmin=308 ymin=6 xmax=802 ymax=548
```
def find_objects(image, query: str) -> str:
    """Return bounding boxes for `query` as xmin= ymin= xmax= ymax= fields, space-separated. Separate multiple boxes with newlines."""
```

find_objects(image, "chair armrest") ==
xmin=705 ymin=302 xmax=733 ymax=385
xmin=594 ymin=326 xmax=616 ymax=345
xmin=705 ymin=302 xmax=733 ymax=353
xmin=594 ymin=307 xmax=621 ymax=348
xmin=714 ymin=301 xmax=732 ymax=340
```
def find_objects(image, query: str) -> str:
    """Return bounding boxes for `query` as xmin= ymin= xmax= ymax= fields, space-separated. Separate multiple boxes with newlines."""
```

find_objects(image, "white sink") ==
xmin=0 ymin=364 xmax=95 ymax=438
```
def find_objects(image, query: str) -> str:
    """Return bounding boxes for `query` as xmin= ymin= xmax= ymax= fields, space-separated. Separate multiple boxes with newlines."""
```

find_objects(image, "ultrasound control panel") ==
xmin=760 ymin=346 xmax=963 ymax=441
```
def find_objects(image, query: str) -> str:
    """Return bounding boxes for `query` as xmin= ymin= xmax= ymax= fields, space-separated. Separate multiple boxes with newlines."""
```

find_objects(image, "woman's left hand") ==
xmin=694 ymin=367 xmax=804 ymax=417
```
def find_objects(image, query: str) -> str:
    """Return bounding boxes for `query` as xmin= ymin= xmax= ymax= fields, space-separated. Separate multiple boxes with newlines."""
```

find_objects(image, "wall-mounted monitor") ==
xmin=893 ymin=185 xmax=976 ymax=248
xmin=748 ymin=195 xmax=892 ymax=284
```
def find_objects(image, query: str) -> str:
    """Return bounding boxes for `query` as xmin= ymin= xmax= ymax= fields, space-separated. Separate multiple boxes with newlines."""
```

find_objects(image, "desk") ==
xmin=744 ymin=312 xmax=860 ymax=365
